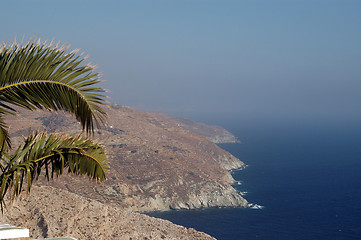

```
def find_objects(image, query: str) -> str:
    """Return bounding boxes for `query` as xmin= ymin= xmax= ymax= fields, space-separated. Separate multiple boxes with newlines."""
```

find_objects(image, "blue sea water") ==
xmin=148 ymin=117 xmax=361 ymax=240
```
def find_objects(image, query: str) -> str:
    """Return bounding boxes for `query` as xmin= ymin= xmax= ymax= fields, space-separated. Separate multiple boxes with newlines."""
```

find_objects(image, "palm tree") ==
xmin=0 ymin=38 xmax=109 ymax=211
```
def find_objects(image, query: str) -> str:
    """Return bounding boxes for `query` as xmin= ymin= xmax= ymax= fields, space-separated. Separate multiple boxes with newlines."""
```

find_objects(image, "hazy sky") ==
xmin=2 ymin=0 xmax=361 ymax=121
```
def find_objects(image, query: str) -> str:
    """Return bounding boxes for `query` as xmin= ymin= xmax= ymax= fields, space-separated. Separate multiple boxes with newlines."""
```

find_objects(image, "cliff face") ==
xmin=7 ymin=105 xmax=247 ymax=211
xmin=0 ymin=186 xmax=215 ymax=240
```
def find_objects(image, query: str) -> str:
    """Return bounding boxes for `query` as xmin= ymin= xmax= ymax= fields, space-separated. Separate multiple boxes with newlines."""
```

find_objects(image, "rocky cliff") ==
xmin=7 ymin=104 xmax=247 ymax=211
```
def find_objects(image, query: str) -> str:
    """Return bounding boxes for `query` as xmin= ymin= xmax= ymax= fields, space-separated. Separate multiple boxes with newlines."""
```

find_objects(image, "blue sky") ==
xmin=1 ymin=0 xmax=361 ymax=121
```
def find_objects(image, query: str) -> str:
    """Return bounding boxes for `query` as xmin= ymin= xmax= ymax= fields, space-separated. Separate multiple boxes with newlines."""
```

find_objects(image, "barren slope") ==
xmin=153 ymin=112 xmax=239 ymax=144
xmin=7 ymin=105 xmax=247 ymax=211
xmin=0 ymin=186 xmax=215 ymax=240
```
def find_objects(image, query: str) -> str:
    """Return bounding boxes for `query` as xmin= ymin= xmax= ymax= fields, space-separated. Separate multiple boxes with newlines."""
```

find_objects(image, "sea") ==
xmin=147 ymin=115 xmax=361 ymax=240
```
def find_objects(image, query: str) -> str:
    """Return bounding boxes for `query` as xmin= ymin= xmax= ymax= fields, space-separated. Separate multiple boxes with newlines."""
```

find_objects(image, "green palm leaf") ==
xmin=0 ymin=113 xmax=10 ymax=150
xmin=0 ymin=131 xmax=108 ymax=211
xmin=0 ymin=38 xmax=110 ymax=211
xmin=0 ymin=39 xmax=107 ymax=148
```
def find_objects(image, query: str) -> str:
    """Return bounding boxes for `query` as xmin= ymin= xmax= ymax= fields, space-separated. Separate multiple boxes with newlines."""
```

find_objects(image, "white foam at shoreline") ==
xmin=247 ymin=203 xmax=264 ymax=209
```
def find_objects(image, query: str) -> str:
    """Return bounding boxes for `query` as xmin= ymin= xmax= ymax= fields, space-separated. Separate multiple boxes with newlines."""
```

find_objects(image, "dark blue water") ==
xmin=148 ymin=118 xmax=361 ymax=240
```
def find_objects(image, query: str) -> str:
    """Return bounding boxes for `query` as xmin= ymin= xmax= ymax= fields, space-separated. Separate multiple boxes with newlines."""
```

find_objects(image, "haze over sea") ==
xmin=148 ymin=115 xmax=361 ymax=240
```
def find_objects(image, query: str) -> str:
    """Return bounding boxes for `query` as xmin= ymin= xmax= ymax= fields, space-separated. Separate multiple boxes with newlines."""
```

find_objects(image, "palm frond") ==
xmin=0 ymin=38 xmax=107 ymax=134
xmin=0 ymin=131 xmax=108 ymax=211
xmin=0 ymin=109 xmax=11 ymax=150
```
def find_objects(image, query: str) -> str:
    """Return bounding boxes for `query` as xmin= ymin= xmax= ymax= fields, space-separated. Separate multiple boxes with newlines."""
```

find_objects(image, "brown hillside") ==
xmin=6 ymin=104 xmax=247 ymax=211
xmin=1 ymin=185 xmax=216 ymax=240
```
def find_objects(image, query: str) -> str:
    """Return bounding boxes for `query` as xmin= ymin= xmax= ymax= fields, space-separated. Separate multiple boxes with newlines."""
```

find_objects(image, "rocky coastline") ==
xmin=3 ymin=104 xmax=248 ymax=239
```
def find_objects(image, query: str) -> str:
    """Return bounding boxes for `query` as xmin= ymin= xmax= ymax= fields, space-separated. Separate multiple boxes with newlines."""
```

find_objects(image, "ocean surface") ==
xmin=147 ymin=116 xmax=361 ymax=240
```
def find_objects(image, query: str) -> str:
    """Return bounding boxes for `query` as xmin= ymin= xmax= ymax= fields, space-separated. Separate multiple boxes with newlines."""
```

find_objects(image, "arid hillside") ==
xmin=153 ymin=112 xmax=240 ymax=144
xmin=7 ymin=104 xmax=247 ymax=211
xmin=1 ymin=185 xmax=216 ymax=240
